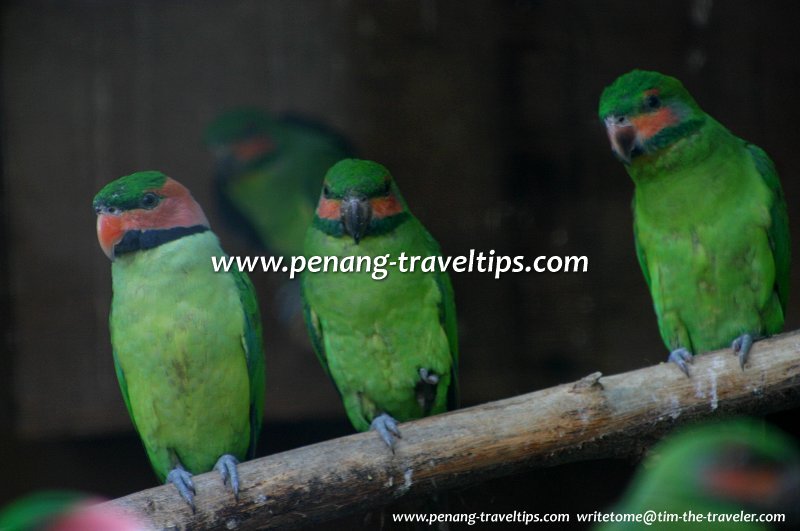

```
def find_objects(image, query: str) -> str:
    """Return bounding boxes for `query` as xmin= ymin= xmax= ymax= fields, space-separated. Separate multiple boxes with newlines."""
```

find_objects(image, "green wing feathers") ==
xmin=301 ymin=293 xmax=331 ymax=380
xmin=232 ymin=267 xmax=266 ymax=459
xmin=747 ymin=143 xmax=790 ymax=314
xmin=111 ymin=346 xmax=138 ymax=434
xmin=434 ymin=269 xmax=459 ymax=409
xmin=631 ymin=198 xmax=651 ymax=290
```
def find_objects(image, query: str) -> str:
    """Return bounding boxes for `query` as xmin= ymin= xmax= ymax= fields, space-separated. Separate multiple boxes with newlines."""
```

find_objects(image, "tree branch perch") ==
xmin=105 ymin=330 xmax=800 ymax=529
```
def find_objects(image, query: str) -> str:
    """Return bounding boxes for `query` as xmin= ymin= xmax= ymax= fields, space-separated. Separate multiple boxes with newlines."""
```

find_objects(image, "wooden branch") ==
xmin=105 ymin=330 xmax=800 ymax=530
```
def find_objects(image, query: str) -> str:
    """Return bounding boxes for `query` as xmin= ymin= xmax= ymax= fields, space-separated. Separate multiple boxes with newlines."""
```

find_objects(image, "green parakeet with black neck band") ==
xmin=599 ymin=70 xmax=790 ymax=375
xmin=301 ymin=159 xmax=458 ymax=449
xmin=93 ymin=171 xmax=265 ymax=510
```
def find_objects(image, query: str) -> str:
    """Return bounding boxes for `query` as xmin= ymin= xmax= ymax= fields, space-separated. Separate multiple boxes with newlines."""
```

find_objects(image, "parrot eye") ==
xmin=322 ymin=184 xmax=331 ymax=198
xmin=382 ymin=180 xmax=391 ymax=196
xmin=645 ymin=94 xmax=661 ymax=110
xmin=140 ymin=192 xmax=160 ymax=209
xmin=96 ymin=205 xmax=121 ymax=215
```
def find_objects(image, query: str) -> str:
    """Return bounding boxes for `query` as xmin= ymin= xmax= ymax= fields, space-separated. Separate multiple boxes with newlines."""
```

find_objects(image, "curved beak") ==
xmin=96 ymin=209 xmax=124 ymax=260
xmin=340 ymin=194 xmax=372 ymax=244
xmin=604 ymin=115 xmax=640 ymax=164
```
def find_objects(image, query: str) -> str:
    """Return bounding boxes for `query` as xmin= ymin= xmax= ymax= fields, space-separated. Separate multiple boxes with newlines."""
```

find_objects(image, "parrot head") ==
xmin=204 ymin=108 xmax=280 ymax=178
xmin=624 ymin=419 xmax=800 ymax=514
xmin=598 ymin=69 xmax=705 ymax=165
xmin=697 ymin=437 xmax=800 ymax=512
xmin=93 ymin=171 xmax=210 ymax=260
xmin=314 ymin=158 xmax=409 ymax=244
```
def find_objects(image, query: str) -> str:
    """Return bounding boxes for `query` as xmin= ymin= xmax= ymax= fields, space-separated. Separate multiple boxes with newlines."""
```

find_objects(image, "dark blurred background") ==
xmin=1 ymin=0 xmax=799 ymax=528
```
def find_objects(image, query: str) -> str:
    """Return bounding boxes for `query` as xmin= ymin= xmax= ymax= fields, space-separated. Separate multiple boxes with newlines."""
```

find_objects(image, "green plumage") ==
xmin=301 ymin=159 xmax=458 ymax=435
xmin=599 ymin=70 xmax=790 ymax=361
xmin=94 ymin=172 xmax=265 ymax=486
xmin=0 ymin=491 xmax=85 ymax=531
xmin=598 ymin=419 xmax=800 ymax=531
xmin=205 ymin=108 xmax=353 ymax=257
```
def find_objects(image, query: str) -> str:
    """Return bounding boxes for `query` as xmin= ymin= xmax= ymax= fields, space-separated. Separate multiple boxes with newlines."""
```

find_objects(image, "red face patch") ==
xmin=316 ymin=192 xmax=403 ymax=221
xmin=630 ymin=106 xmax=679 ymax=141
xmin=233 ymin=136 xmax=274 ymax=162
xmin=370 ymin=195 xmax=403 ymax=218
xmin=317 ymin=196 xmax=341 ymax=220
xmin=704 ymin=468 xmax=782 ymax=503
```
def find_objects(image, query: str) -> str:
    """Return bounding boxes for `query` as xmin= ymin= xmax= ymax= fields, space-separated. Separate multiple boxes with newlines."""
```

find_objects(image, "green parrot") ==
xmin=93 ymin=171 xmax=265 ymax=510
xmin=0 ymin=490 xmax=151 ymax=531
xmin=597 ymin=419 xmax=800 ymax=531
xmin=204 ymin=107 xmax=354 ymax=258
xmin=599 ymin=70 xmax=790 ymax=375
xmin=301 ymin=159 xmax=458 ymax=449
xmin=0 ymin=491 xmax=147 ymax=531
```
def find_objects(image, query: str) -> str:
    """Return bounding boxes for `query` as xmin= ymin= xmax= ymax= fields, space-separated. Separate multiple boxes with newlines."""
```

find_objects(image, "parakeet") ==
xmin=93 ymin=171 xmax=265 ymax=510
xmin=204 ymin=108 xmax=354 ymax=258
xmin=597 ymin=419 xmax=800 ymax=531
xmin=599 ymin=70 xmax=790 ymax=375
xmin=301 ymin=159 xmax=458 ymax=449
xmin=0 ymin=491 xmax=147 ymax=531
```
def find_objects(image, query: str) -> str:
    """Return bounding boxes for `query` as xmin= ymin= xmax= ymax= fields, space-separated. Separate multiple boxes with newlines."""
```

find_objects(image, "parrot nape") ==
xmin=301 ymin=159 xmax=458 ymax=449
xmin=599 ymin=69 xmax=790 ymax=375
xmin=597 ymin=418 xmax=800 ymax=531
xmin=0 ymin=491 xmax=147 ymax=531
xmin=93 ymin=171 xmax=265 ymax=510
xmin=204 ymin=107 xmax=355 ymax=258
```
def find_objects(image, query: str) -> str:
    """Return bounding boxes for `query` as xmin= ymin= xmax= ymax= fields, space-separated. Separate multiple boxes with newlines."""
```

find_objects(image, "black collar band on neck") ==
xmin=114 ymin=225 xmax=209 ymax=257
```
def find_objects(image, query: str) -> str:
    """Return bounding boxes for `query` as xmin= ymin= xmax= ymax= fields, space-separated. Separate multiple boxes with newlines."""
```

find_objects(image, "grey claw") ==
xmin=732 ymin=334 xmax=754 ymax=369
xmin=167 ymin=465 xmax=196 ymax=512
xmin=668 ymin=348 xmax=693 ymax=377
xmin=419 ymin=368 xmax=439 ymax=385
xmin=371 ymin=413 xmax=402 ymax=451
xmin=215 ymin=454 xmax=241 ymax=499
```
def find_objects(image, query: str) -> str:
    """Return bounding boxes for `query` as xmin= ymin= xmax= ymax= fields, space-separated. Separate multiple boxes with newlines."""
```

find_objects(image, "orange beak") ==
xmin=97 ymin=213 xmax=125 ymax=260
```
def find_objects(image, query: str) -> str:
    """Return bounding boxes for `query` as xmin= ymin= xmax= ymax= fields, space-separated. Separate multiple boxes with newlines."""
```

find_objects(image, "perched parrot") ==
xmin=599 ymin=69 xmax=790 ymax=375
xmin=204 ymin=107 xmax=354 ymax=258
xmin=93 ymin=171 xmax=265 ymax=510
xmin=597 ymin=419 xmax=800 ymax=531
xmin=301 ymin=159 xmax=458 ymax=449
xmin=0 ymin=491 xmax=147 ymax=531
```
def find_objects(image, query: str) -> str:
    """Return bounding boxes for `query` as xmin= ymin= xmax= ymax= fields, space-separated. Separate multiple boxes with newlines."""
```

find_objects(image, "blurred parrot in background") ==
xmin=599 ymin=69 xmax=790 ymax=375
xmin=93 ymin=171 xmax=265 ymax=510
xmin=301 ymin=159 xmax=458 ymax=449
xmin=0 ymin=491 xmax=147 ymax=531
xmin=597 ymin=418 xmax=800 ymax=530
xmin=204 ymin=107 xmax=354 ymax=258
